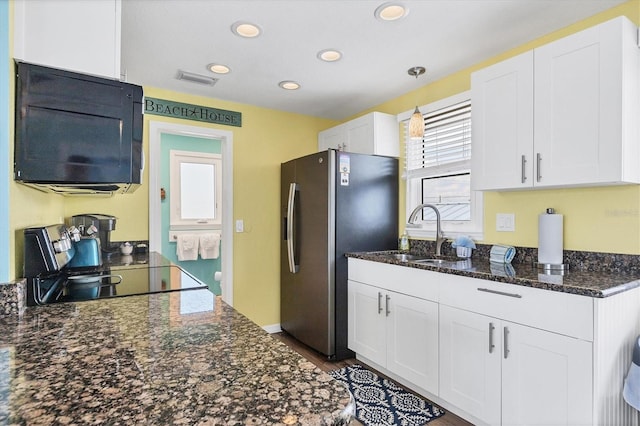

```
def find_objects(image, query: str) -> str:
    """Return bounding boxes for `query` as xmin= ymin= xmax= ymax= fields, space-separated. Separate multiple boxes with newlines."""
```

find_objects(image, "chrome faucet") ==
xmin=407 ymin=204 xmax=445 ymax=257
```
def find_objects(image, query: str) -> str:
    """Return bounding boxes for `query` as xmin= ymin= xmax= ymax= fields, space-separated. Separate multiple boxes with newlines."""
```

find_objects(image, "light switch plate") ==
xmin=235 ymin=219 xmax=244 ymax=233
xmin=496 ymin=213 xmax=515 ymax=232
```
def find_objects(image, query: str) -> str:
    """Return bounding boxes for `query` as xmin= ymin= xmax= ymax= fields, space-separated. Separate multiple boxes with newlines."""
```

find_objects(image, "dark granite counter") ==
xmin=102 ymin=250 xmax=169 ymax=270
xmin=348 ymin=250 xmax=640 ymax=298
xmin=0 ymin=289 xmax=353 ymax=425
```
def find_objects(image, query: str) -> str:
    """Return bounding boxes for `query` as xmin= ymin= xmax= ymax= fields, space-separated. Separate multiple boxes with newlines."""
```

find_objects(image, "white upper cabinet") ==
xmin=13 ymin=0 xmax=122 ymax=79
xmin=471 ymin=51 xmax=534 ymax=190
xmin=318 ymin=112 xmax=399 ymax=157
xmin=472 ymin=16 xmax=640 ymax=191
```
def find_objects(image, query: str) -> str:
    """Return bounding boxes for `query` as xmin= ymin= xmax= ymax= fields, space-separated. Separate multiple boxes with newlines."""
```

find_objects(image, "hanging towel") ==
xmin=176 ymin=234 xmax=199 ymax=261
xmin=199 ymin=233 xmax=221 ymax=259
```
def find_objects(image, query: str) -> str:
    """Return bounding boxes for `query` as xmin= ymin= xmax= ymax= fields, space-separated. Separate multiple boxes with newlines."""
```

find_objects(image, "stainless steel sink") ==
xmin=412 ymin=258 xmax=447 ymax=265
xmin=379 ymin=253 xmax=460 ymax=267
xmin=387 ymin=253 xmax=427 ymax=262
xmin=411 ymin=258 xmax=457 ymax=268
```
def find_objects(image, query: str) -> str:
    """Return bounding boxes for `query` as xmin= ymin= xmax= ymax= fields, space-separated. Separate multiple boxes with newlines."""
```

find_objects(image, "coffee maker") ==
xmin=70 ymin=214 xmax=117 ymax=253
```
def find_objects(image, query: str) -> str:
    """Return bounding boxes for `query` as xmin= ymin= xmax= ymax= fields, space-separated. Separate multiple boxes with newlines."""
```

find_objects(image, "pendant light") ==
xmin=407 ymin=66 xmax=426 ymax=140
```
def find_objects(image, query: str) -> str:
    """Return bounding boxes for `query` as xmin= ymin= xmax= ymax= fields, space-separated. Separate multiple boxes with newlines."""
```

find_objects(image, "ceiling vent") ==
xmin=176 ymin=70 xmax=218 ymax=86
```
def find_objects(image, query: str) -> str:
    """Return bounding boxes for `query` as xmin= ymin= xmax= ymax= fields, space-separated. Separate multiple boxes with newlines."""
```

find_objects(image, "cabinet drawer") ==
xmin=348 ymin=258 xmax=439 ymax=302
xmin=439 ymin=273 xmax=593 ymax=341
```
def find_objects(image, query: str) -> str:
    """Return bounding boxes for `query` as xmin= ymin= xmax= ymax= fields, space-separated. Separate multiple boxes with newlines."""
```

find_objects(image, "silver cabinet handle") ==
xmin=385 ymin=294 xmax=391 ymax=317
xmin=521 ymin=155 xmax=527 ymax=183
xmin=504 ymin=326 xmax=510 ymax=359
xmin=286 ymin=183 xmax=299 ymax=273
xmin=536 ymin=153 xmax=542 ymax=182
xmin=477 ymin=287 xmax=522 ymax=298
xmin=489 ymin=322 xmax=495 ymax=354
xmin=377 ymin=292 xmax=383 ymax=314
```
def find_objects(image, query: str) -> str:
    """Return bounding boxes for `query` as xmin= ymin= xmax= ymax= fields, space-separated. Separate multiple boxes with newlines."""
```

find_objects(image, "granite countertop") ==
xmin=348 ymin=250 xmax=640 ymax=298
xmin=0 ymin=289 xmax=353 ymax=425
xmin=102 ymin=250 xmax=169 ymax=270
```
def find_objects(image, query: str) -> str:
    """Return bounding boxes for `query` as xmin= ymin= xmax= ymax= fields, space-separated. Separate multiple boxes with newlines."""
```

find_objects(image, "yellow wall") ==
xmin=7 ymin=0 xmax=640 ymax=327
xmin=20 ymin=87 xmax=337 ymax=326
xmin=354 ymin=0 xmax=640 ymax=255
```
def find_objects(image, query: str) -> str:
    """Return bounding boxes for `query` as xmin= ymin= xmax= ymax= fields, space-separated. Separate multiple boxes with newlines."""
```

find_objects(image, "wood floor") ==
xmin=271 ymin=332 xmax=473 ymax=426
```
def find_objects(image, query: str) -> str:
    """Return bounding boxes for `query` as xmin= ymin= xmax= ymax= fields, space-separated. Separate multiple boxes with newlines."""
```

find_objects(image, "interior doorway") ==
xmin=148 ymin=121 xmax=234 ymax=306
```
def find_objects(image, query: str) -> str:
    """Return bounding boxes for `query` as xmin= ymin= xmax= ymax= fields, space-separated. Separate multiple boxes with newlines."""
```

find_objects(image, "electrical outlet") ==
xmin=496 ymin=213 xmax=515 ymax=232
xmin=235 ymin=219 xmax=244 ymax=233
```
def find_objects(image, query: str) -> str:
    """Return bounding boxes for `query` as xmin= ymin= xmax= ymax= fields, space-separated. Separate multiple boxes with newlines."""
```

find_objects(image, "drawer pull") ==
xmin=477 ymin=287 xmax=522 ymax=299
xmin=377 ymin=292 xmax=383 ymax=314
xmin=385 ymin=294 xmax=391 ymax=317
xmin=489 ymin=322 xmax=495 ymax=354
xmin=504 ymin=326 xmax=510 ymax=359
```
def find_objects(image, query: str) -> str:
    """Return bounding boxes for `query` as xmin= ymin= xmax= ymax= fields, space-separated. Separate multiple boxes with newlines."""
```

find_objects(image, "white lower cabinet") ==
xmin=501 ymin=322 xmax=592 ymax=426
xmin=439 ymin=305 xmax=592 ymax=426
xmin=347 ymin=280 xmax=386 ymax=364
xmin=439 ymin=306 xmax=501 ymax=424
xmin=348 ymin=279 xmax=439 ymax=395
xmin=348 ymin=258 xmax=640 ymax=426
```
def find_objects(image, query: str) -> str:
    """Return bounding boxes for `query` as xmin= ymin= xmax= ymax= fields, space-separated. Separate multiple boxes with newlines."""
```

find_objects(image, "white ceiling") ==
xmin=121 ymin=0 xmax=627 ymax=121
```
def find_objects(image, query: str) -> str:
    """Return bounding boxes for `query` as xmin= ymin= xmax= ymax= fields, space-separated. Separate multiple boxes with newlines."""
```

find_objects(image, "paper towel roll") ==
xmin=538 ymin=210 xmax=563 ymax=265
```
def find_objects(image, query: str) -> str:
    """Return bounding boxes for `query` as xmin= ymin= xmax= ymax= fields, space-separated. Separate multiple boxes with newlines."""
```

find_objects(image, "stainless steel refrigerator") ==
xmin=280 ymin=149 xmax=398 ymax=360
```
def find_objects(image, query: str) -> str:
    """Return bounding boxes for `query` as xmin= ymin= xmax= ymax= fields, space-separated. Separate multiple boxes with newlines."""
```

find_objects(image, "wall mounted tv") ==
xmin=14 ymin=61 xmax=143 ymax=195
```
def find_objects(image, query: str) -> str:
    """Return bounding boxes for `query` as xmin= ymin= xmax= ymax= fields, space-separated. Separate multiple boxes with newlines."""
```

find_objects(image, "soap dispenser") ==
xmin=399 ymin=230 xmax=410 ymax=251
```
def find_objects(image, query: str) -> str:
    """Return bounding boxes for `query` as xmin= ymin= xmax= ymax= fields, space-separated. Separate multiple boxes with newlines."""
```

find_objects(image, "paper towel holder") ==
xmin=535 ymin=262 xmax=568 ymax=273
xmin=536 ymin=207 xmax=569 ymax=273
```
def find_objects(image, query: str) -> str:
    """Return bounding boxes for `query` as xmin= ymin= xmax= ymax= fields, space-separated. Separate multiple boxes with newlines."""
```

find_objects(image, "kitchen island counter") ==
xmin=0 ymin=289 xmax=353 ymax=425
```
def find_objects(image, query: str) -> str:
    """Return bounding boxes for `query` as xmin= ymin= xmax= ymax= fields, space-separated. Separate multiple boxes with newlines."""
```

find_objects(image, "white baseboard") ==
xmin=262 ymin=323 xmax=282 ymax=334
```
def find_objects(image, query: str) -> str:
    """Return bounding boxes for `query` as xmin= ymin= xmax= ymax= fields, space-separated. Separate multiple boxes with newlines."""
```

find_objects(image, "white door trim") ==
xmin=148 ymin=120 xmax=234 ymax=306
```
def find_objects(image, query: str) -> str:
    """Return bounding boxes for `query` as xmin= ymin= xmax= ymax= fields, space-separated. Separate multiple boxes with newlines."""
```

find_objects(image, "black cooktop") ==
xmin=29 ymin=264 xmax=208 ymax=305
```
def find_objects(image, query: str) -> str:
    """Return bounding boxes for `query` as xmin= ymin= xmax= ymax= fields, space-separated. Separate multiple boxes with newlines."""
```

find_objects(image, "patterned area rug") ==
xmin=329 ymin=364 xmax=445 ymax=426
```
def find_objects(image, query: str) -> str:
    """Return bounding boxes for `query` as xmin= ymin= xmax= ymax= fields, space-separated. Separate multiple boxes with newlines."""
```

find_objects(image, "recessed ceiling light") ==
xmin=317 ymin=49 xmax=342 ymax=62
xmin=374 ymin=2 xmax=408 ymax=21
xmin=279 ymin=81 xmax=300 ymax=90
xmin=207 ymin=63 xmax=230 ymax=74
xmin=231 ymin=21 xmax=261 ymax=38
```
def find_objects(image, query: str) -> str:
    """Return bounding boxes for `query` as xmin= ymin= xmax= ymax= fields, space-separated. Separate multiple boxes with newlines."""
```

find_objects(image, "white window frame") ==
xmin=169 ymin=150 xmax=222 ymax=229
xmin=399 ymin=91 xmax=483 ymax=241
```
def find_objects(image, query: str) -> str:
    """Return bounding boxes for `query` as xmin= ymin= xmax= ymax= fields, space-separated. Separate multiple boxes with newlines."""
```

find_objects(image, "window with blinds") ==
xmin=404 ymin=99 xmax=473 ymax=223
xmin=405 ymin=100 xmax=471 ymax=179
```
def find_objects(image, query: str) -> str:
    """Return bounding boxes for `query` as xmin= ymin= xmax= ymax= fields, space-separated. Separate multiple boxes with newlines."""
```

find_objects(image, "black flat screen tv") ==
xmin=14 ymin=61 xmax=143 ymax=195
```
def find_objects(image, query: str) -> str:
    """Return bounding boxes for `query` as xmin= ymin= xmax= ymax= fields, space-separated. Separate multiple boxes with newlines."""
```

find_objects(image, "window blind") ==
xmin=404 ymin=100 xmax=472 ymax=179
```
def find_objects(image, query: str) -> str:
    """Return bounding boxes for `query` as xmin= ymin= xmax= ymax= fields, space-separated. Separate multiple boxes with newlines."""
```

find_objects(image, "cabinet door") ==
xmin=318 ymin=126 xmax=347 ymax=152
xmin=533 ymin=17 xmax=629 ymax=187
xmin=386 ymin=291 xmax=439 ymax=395
xmin=439 ymin=305 xmax=501 ymax=425
xmin=347 ymin=280 xmax=387 ymax=366
xmin=471 ymin=51 xmax=534 ymax=190
xmin=318 ymin=117 xmax=371 ymax=153
xmin=502 ymin=322 xmax=593 ymax=426
xmin=318 ymin=112 xmax=399 ymax=155
xmin=344 ymin=115 xmax=375 ymax=154
xmin=13 ymin=0 xmax=121 ymax=79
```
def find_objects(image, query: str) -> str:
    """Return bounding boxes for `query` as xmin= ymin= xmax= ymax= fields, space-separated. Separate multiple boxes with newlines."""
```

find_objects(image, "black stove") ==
xmin=23 ymin=225 xmax=207 ymax=306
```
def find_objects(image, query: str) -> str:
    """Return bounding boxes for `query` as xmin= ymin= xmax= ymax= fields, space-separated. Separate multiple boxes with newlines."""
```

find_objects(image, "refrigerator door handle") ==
xmin=287 ymin=182 xmax=299 ymax=273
